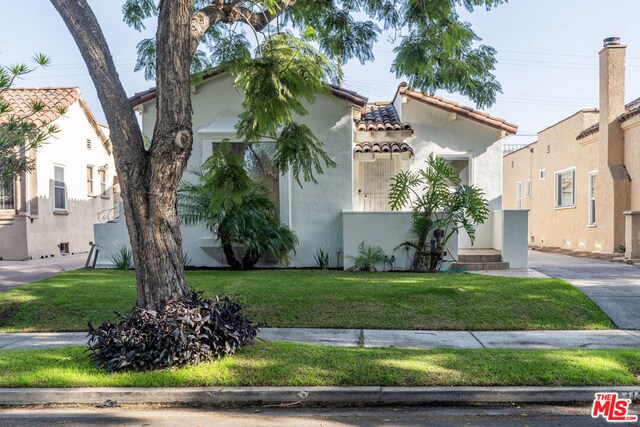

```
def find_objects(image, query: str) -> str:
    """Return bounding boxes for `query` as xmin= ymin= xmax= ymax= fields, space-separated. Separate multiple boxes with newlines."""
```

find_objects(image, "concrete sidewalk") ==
xmin=3 ymin=328 xmax=640 ymax=350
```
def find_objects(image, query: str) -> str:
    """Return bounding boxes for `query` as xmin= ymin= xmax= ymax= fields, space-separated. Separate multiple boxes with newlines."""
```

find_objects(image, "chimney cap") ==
xmin=604 ymin=37 xmax=621 ymax=47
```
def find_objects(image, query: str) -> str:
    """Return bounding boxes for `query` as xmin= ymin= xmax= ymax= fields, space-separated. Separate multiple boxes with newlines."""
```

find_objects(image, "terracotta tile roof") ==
xmin=0 ymin=87 xmax=80 ymax=127
xmin=129 ymin=70 xmax=368 ymax=108
xmin=355 ymin=103 xmax=412 ymax=132
xmin=396 ymin=83 xmax=518 ymax=134
xmin=619 ymin=97 xmax=640 ymax=123
xmin=577 ymin=97 xmax=640 ymax=140
xmin=354 ymin=142 xmax=414 ymax=155
xmin=0 ymin=87 xmax=111 ymax=153
xmin=576 ymin=122 xmax=600 ymax=140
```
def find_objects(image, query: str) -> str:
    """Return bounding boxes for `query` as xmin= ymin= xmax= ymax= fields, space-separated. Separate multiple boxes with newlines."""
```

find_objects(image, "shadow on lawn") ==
xmin=2 ymin=342 xmax=640 ymax=389
xmin=0 ymin=269 xmax=613 ymax=332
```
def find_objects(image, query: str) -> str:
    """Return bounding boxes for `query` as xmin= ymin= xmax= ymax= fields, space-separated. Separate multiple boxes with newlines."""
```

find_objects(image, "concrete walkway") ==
xmin=3 ymin=328 xmax=640 ymax=350
xmin=0 ymin=254 xmax=86 ymax=292
xmin=529 ymin=250 xmax=640 ymax=330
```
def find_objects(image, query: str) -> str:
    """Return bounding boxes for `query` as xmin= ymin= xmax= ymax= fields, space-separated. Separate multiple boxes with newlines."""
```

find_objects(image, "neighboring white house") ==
xmin=0 ymin=87 xmax=117 ymax=260
xmin=95 ymin=73 xmax=527 ymax=270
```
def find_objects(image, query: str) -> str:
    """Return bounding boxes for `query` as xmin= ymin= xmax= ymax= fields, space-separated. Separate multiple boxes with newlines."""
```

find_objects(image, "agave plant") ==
xmin=110 ymin=246 xmax=133 ymax=270
xmin=389 ymin=155 xmax=489 ymax=272
xmin=314 ymin=246 xmax=332 ymax=270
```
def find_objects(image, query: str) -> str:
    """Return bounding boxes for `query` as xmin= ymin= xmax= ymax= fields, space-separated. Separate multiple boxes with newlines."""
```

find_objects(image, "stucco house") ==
xmin=0 ymin=87 xmax=117 ymax=260
xmin=95 ymin=73 xmax=527 ymax=270
xmin=503 ymin=37 xmax=640 ymax=258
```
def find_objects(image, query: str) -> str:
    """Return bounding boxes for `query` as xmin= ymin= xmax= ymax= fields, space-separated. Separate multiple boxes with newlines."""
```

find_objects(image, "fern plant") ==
xmin=347 ymin=241 xmax=386 ymax=272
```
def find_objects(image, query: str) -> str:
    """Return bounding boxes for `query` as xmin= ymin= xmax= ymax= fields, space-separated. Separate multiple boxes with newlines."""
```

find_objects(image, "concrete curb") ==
xmin=2 ymin=386 xmax=640 ymax=406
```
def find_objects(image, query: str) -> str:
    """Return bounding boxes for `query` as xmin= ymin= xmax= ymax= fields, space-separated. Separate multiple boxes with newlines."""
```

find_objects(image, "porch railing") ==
xmin=97 ymin=206 xmax=119 ymax=223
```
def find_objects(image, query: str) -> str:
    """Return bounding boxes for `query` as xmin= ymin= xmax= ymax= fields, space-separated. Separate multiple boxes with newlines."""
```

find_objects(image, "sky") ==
xmin=2 ymin=0 xmax=640 ymax=146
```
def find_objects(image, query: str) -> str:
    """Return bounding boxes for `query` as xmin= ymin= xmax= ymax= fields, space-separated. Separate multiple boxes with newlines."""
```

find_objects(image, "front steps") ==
xmin=452 ymin=249 xmax=509 ymax=271
xmin=0 ymin=213 xmax=14 ymax=226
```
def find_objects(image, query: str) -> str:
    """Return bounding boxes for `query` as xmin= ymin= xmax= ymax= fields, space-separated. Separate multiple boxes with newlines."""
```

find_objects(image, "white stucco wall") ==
xmin=129 ymin=74 xmax=355 ymax=268
xmin=95 ymin=77 xmax=513 ymax=269
xmin=342 ymin=211 xmax=458 ymax=271
xmin=398 ymin=97 xmax=506 ymax=249
xmin=0 ymin=101 xmax=115 ymax=260
xmin=493 ymin=210 xmax=529 ymax=268
xmin=26 ymin=102 xmax=115 ymax=259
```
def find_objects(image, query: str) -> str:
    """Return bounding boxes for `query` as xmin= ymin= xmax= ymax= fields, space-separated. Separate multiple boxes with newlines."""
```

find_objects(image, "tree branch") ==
xmin=190 ymin=0 xmax=296 ymax=56
xmin=49 ymin=0 xmax=145 ymax=167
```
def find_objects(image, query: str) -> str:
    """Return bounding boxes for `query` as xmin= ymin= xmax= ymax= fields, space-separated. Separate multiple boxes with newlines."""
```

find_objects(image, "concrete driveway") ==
xmin=529 ymin=250 xmax=640 ymax=329
xmin=0 ymin=254 xmax=86 ymax=292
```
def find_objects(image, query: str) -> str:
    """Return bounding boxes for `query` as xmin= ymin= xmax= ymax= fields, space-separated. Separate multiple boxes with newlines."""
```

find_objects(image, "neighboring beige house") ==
xmin=0 ymin=87 xmax=117 ymax=260
xmin=95 ymin=73 xmax=528 ymax=270
xmin=504 ymin=37 xmax=640 ymax=257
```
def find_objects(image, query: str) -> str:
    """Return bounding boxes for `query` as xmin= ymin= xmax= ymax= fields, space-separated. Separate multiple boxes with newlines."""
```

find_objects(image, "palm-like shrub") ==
xmin=389 ymin=155 xmax=489 ymax=272
xmin=179 ymin=142 xmax=297 ymax=270
xmin=347 ymin=241 xmax=386 ymax=272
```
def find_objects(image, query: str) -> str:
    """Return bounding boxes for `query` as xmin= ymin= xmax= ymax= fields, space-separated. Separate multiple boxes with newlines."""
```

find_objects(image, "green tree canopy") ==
xmin=49 ymin=0 xmax=507 ymax=309
xmin=0 ymin=54 xmax=61 ymax=183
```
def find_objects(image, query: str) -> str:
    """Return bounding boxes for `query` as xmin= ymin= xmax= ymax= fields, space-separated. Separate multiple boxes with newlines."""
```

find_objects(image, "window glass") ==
xmin=54 ymin=166 xmax=66 ymax=210
xmin=0 ymin=181 xmax=14 ymax=210
xmin=99 ymin=168 xmax=107 ymax=197
xmin=555 ymin=169 xmax=575 ymax=207
xmin=87 ymin=166 xmax=94 ymax=195
xmin=589 ymin=173 xmax=597 ymax=225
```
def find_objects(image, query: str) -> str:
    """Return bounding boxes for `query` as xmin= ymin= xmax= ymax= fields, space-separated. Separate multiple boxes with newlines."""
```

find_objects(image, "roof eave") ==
xmin=398 ymin=86 xmax=518 ymax=134
xmin=129 ymin=76 xmax=368 ymax=109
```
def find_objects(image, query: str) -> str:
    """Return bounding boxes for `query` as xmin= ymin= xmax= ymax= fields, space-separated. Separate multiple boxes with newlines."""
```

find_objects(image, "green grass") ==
xmin=0 ymin=269 xmax=613 ymax=332
xmin=1 ymin=341 xmax=640 ymax=387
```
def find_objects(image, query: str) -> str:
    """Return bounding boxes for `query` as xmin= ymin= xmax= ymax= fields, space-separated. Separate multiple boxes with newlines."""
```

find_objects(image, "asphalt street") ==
xmin=0 ymin=405 xmax=621 ymax=426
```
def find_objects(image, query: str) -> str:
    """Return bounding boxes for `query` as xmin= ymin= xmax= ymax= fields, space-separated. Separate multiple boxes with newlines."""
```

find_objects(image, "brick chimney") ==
xmin=600 ymin=36 xmax=626 ymax=166
xmin=598 ymin=36 xmax=630 ymax=252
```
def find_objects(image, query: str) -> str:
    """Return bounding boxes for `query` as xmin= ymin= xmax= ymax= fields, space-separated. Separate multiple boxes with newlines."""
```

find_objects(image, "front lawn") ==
xmin=1 ymin=341 xmax=639 ymax=387
xmin=0 ymin=269 xmax=613 ymax=332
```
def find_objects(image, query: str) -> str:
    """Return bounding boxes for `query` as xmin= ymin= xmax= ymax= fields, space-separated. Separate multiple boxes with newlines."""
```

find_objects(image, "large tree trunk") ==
xmin=50 ymin=0 xmax=195 ymax=309
xmin=50 ymin=0 xmax=293 ymax=309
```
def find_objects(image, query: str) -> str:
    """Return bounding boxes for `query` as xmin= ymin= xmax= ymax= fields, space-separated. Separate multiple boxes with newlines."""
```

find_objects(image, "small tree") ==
xmin=389 ymin=155 xmax=489 ymax=272
xmin=0 ymin=54 xmax=60 ymax=184
xmin=179 ymin=143 xmax=297 ymax=269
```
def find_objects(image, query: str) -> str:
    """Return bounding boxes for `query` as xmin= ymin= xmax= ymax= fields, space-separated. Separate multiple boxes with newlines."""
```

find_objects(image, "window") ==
xmin=99 ymin=167 xmax=108 ymax=198
xmin=516 ymin=181 xmax=522 ymax=209
xmin=539 ymin=169 xmax=546 ymax=180
xmin=525 ymin=179 xmax=531 ymax=197
xmin=59 ymin=242 xmax=69 ymax=255
xmin=440 ymin=156 xmax=471 ymax=186
xmin=87 ymin=166 xmax=94 ymax=195
xmin=54 ymin=165 xmax=66 ymax=210
xmin=588 ymin=171 xmax=597 ymax=226
xmin=86 ymin=139 xmax=92 ymax=150
xmin=0 ymin=180 xmax=14 ymax=210
xmin=554 ymin=168 xmax=575 ymax=208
